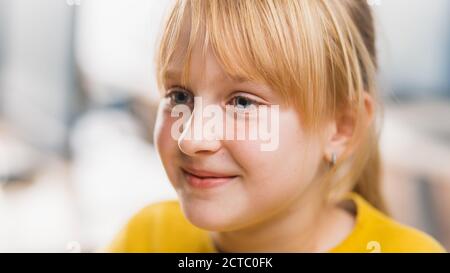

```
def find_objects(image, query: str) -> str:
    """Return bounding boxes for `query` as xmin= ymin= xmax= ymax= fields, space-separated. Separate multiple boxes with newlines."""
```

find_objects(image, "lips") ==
xmin=181 ymin=166 xmax=237 ymax=189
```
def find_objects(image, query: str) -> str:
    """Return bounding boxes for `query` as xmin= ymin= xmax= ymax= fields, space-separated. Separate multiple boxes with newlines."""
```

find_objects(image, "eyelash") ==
xmin=165 ymin=87 xmax=263 ymax=112
xmin=228 ymin=96 xmax=260 ymax=112
xmin=165 ymin=87 xmax=194 ymax=107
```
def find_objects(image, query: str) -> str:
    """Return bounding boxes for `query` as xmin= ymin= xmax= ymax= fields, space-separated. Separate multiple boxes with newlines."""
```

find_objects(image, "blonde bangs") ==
xmin=156 ymin=0 xmax=348 ymax=129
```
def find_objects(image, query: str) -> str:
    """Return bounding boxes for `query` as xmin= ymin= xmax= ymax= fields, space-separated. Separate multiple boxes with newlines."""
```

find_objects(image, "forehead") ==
xmin=163 ymin=41 xmax=248 ymax=88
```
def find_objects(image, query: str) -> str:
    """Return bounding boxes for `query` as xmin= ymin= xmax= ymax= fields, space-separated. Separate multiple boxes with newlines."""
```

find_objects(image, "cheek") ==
xmin=155 ymin=119 xmax=174 ymax=154
xmin=155 ymin=109 xmax=173 ymax=155
xmin=154 ymin=108 xmax=180 ymax=183
xmin=227 ymin=112 xmax=323 ymax=205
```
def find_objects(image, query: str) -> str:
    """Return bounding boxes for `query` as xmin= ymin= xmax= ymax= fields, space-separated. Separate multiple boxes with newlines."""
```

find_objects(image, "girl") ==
xmin=106 ymin=0 xmax=445 ymax=252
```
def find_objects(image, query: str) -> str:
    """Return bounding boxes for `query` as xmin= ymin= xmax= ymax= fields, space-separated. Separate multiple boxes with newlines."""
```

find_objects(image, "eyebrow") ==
xmin=163 ymin=68 xmax=259 ymax=88
xmin=163 ymin=69 xmax=181 ymax=81
xmin=162 ymin=69 xmax=275 ymax=101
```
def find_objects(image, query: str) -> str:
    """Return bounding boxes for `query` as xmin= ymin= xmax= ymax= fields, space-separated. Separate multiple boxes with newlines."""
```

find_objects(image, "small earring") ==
xmin=330 ymin=152 xmax=337 ymax=166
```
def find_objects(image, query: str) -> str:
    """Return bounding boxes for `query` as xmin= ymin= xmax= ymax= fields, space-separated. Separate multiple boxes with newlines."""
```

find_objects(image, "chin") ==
xmin=179 ymin=197 xmax=241 ymax=232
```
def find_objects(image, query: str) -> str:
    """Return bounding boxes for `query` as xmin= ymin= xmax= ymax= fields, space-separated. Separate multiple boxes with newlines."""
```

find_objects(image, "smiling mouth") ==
xmin=181 ymin=167 xmax=238 ymax=189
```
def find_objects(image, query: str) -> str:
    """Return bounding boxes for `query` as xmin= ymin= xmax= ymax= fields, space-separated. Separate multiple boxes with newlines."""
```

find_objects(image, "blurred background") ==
xmin=0 ymin=0 xmax=449 ymax=252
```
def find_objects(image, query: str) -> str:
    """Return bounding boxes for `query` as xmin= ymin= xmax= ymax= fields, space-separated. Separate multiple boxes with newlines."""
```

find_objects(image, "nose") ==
xmin=177 ymin=108 xmax=222 ymax=156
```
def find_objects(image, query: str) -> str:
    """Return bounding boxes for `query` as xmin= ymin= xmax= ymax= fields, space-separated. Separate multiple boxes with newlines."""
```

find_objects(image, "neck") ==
xmin=210 ymin=186 xmax=354 ymax=253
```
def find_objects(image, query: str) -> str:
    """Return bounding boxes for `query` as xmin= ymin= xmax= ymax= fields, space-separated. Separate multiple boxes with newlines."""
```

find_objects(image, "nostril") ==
xmin=178 ymin=137 xmax=222 ymax=156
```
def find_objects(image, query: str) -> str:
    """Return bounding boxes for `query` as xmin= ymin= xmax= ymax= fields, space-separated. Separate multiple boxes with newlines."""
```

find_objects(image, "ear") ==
xmin=323 ymin=92 xmax=375 ymax=163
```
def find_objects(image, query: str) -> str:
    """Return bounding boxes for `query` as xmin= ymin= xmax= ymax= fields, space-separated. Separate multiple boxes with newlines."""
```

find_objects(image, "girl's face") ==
xmin=154 ymin=44 xmax=327 ymax=232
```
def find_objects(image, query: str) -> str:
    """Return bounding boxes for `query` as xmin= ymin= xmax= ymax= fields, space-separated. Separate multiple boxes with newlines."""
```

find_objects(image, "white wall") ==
xmin=75 ymin=0 xmax=173 ymax=103
xmin=0 ymin=0 xmax=74 ymax=150
xmin=374 ymin=0 xmax=450 ymax=96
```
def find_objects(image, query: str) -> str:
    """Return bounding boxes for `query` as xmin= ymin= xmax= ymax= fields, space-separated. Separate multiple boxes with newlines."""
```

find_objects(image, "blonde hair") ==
xmin=156 ymin=0 xmax=387 ymax=213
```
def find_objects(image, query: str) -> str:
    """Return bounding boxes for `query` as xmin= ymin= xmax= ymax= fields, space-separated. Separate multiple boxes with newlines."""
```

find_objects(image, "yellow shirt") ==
xmin=105 ymin=193 xmax=446 ymax=253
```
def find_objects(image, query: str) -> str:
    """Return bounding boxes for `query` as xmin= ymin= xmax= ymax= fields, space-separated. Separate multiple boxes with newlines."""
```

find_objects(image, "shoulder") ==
xmin=104 ymin=200 xmax=213 ymax=252
xmin=340 ymin=193 xmax=446 ymax=253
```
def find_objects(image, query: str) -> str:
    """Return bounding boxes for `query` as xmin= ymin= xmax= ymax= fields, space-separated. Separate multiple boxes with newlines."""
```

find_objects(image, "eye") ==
xmin=229 ymin=95 xmax=259 ymax=110
xmin=166 ymin=88 xmax=193 ymax=107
